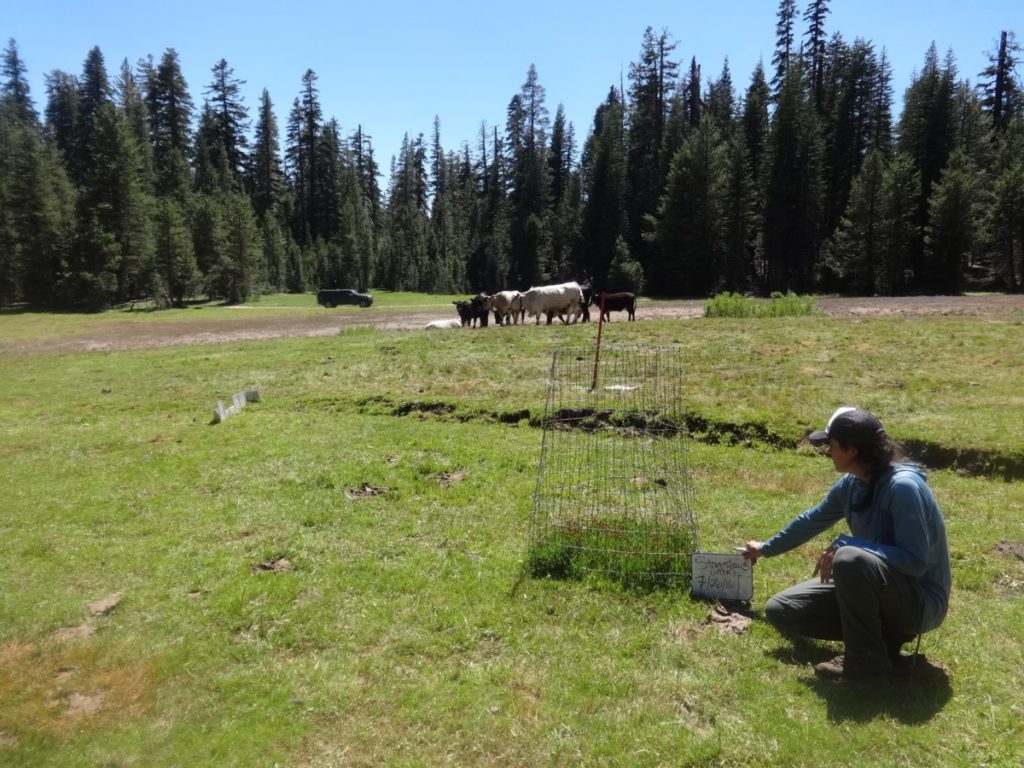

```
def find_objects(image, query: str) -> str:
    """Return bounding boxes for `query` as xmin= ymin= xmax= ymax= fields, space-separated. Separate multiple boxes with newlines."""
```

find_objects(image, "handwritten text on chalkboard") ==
xmin=690 ymin=553 xmax=754 ymax=601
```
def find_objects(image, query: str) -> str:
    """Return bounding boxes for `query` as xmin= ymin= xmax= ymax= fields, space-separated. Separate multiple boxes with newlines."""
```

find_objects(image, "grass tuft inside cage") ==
xmin=526 ymin=517 xmax=695 ymax=591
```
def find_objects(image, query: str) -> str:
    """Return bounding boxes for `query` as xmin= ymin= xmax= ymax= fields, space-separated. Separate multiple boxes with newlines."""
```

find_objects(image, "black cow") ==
xmin=453 ymin=294 xmax=491 ymax=328
xmin=597 ymin=291 xmax=636 ymax=321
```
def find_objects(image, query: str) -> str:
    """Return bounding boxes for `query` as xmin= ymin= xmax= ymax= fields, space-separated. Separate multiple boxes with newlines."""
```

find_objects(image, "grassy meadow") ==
xmin=1 ymin=294 xmax=1022 ymax=766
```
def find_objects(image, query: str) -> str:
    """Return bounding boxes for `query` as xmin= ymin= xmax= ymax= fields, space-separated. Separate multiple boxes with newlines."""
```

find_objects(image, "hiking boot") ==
xmin=813 ymin=655 xmax=847 ymax=679
xmin=813 ymin=655 xmax=888 ymax=679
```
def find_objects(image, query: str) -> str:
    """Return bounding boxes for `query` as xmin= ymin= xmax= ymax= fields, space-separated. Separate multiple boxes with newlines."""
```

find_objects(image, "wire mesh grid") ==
xmin=527 ymin=346 xmax=700 ymax=588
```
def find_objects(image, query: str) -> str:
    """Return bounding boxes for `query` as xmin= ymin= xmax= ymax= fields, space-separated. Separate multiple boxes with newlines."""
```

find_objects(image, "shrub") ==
xmin=704 ymin=291 xmax=817 ymax=318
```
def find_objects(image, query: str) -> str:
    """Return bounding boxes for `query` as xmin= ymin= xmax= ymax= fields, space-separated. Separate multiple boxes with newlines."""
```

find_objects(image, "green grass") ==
xmin=704 ymin=291 xmax=819 ymax=318
xmin=527 ymin=516 xmax=697 ymax=590
xmin=1 ymin=299 xmax=1023 ymax=766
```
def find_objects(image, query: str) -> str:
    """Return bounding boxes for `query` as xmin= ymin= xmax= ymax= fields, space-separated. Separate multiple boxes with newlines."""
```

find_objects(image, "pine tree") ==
xmin=579 ymin=88 xmax=627 ymax=289
xmin=506 ymin=65 xmax=551 ymax=287
xmin=979 ymin=31 xmax=1023 ymax=132
xmin=191 ymin=193 xmax=227 ymax=294
xmin=285 ymin=69 xmax=324 ymax=246
xmin=249 ymin=89 xmax=287 ymax=220
xmin=626 ymin=27 xmax=678 ymax=279
xmin=897 ymin=44 xmax=958 ymax=290
xmin=720 ymin=134 xmax=755 ymax=292
xmin=924 ymin=149 xmax=980 ymax=293
xmin=13 ymin=132 xmax=76 ymax=308
xmin=771 ymin=0 xmax=799 ymax=99
xmin=740 ymin=62 xmax=772 ymax=276
xmin=204 ymin=59 xmax=248 ymax=185
xmin=877 ymin=152 xmax=919 ymax=294
xmin=43 ymin=71 xmax=79 ymax=170
xmin=651 ymin=114 xmax=729 ymax=296
xmin=983 ymin=127 xmax=1024 ymax=290
xmin=146 ymin=49 xmax=194 ymax=200
xmin=870 ymin=48 xmax=895 ymax=156
xmin=548 ymin=105 xmax=581 ymax=281
xmin=824 ymin=148 xmax=886 ymax=294
xmin=154 ymin=197 xmax=197 ymax=307
xmin=2 ymin=39 xmax=35 ymax=124
xmin=803 ymin=0 xmax=831 ymax=110
xmin=820 ymin=37 xmax=884 ymax=239
xmin=762 ymin=61 xmax=824 ymax=292
xmin=705 ymin=59 xmax=736 ymax=133
xmin=220 ymin=192 xmax=263 ymax=302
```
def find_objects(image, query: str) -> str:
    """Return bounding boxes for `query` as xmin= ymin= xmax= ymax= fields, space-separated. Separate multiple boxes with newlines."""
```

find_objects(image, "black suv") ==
xmin=316 ymin=288 xmax=373 ymax=308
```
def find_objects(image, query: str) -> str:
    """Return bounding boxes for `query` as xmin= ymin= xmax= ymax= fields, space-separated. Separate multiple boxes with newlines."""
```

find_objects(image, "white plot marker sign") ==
xmin=690 ymin=552 xmax=754 ymax=601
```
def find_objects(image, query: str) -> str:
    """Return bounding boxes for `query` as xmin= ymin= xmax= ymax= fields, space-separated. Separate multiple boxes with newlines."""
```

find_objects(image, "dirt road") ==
xmin=4 ymin=294 xmax=1022 ymax=355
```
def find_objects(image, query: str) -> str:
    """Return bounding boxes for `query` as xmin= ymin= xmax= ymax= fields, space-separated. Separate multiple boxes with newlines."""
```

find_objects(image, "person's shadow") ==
xmin=769 ymin=639 xmax=952 ymax=724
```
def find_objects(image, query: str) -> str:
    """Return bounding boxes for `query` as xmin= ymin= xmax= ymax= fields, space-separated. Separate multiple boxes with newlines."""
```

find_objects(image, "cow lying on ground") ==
xmin=487 ymin=290 xmax=523 ymax=325
xmin=596 ymin=291 xmax=636 ymax=321
xmin=522 ymin=282 xmax=584 ymax=325
xmin=425 ymin=318 xmax=463 ymax=330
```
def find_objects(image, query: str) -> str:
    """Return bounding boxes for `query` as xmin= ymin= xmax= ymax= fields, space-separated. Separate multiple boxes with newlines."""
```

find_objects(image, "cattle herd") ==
xmin=428 ymin=280 xmax=636 ymax=330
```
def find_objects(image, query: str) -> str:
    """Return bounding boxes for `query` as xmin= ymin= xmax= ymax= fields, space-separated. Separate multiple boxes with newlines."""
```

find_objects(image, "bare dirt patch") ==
xmin=992 ymin=541 xmax=1024 ymax=562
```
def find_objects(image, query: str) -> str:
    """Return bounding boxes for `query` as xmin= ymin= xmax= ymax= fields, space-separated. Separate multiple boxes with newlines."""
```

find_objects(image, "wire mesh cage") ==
xmin=527 ymin=346 xmax=700 ymax=589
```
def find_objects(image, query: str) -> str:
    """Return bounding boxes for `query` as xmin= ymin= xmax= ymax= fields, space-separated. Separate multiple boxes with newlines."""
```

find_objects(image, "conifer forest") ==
xmin=1 ymin=1 xmax=1022 ymax=310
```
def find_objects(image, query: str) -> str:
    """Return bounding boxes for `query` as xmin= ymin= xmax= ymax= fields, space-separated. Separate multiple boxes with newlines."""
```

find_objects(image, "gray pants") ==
xmin=764 ymin=547 xmax=923 ymax=674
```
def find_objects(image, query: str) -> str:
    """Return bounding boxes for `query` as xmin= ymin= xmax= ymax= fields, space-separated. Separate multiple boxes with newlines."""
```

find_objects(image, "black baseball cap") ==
xmin=808 ymin=407 xmax=886 ymax=446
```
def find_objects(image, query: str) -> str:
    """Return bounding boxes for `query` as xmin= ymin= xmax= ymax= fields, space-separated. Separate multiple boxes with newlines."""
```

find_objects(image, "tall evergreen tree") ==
xmin=762 ymin=61 xmax=824 ymax=292
xmin=626 ymin=27 xmax=678 ymax=279
xmin=146 ymin=49 xmax=194 ymax=200
xmin=824 ymin=148 xmax=886 ymax=294
xmin=978 ymin=31 xmax=1023 ymax=132
xmin=650 ymin=114 xmax=729 ymax=296
xmin=897 ymin=44 xmax=958 ymax=290
xmin=506 ymin=65 xmax=551 ymax=287
xmin=2 ymin=39 xmax=35 ymax=124
xmin=204 ymin=59 xmax=248 ymax=185
xmin=924 ymin=149 xmax=981 ymax=293
xmin=803 ymin=0 xmax=831 ymax=109
xmin=720 ymin=134 xmax=755 ymax=292
xmin=548 ymin=105 xmax=581 ymax=280
xmin=10 ymin=129 xmax=75 ymax=308
xmin=983 ymin=126 xmax=1024 ymax=290
xmin=820 ymin=37 xmax=883 ymax=239
xmin=248 ymin=89 xmax=286 ymax=220
xmin=285 ymin=69 xmax=324 ymax=245
xmin=579 ymin=88 xmax=627 ymax=289
xmin=43 ymin=70 xmax=79 ymax=169
xmin=706 ymin=59 xmax=737 ymax=133
xmin=740 ymin=61 xmax=772 ymax=280
xmin=771 ymin=0 xmax=799 ymax=99
xmin=153 ymin=197 xmax=197 ymax=307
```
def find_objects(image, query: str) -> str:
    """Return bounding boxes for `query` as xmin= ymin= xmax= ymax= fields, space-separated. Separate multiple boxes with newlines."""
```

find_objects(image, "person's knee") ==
xmin=764 ymin=594 xmax=791 ymax=631
xmin=832 ymin=546 xmax=871 ymax=582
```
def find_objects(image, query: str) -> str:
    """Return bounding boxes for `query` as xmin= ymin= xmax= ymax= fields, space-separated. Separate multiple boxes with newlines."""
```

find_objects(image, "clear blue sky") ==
xmin=5 ymin=1 xmax=1020 ymax=174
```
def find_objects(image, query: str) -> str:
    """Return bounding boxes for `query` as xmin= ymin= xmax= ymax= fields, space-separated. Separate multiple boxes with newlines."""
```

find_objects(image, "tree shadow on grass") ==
xmin=802 ymin=657 xmax=952 ymax=725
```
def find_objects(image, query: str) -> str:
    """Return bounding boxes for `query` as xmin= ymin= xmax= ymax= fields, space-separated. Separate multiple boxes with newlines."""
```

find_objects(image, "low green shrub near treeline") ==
xmin=1 ymin=300 xmax=1022 ymax=766
xmin=704 ymin=291 xmax=819 ymax=318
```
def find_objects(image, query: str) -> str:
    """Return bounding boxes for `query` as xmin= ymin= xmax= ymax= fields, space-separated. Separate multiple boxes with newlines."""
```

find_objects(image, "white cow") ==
xmin=487 ymin=290 xmax=523 ymax=325
xmin=424 ymin=318 xmax=463 ymax=330
xmin=520 ymin=282 xmax=584 ymax=325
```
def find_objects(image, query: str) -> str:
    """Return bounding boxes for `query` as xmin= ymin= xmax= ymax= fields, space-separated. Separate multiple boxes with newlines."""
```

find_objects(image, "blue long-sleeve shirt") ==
xmin=760 ymin=463 xmax=951 ymax=632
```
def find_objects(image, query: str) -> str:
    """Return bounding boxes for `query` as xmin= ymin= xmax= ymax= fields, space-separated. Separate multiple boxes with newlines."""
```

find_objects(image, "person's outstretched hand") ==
xmin=742 ymin=541 xmax=763 ymax=564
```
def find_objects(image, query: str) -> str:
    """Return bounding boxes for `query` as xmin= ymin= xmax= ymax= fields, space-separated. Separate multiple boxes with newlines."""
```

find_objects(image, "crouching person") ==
xmin=743 ymin=407 xmax=952 ymax=679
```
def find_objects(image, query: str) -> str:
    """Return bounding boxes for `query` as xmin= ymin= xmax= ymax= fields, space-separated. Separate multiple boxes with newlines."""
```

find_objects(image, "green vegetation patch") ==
xmin=704 ymin=291 xmax=818 ymax=318
xmin=527 ymin=517 xmax=696 ymax=591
